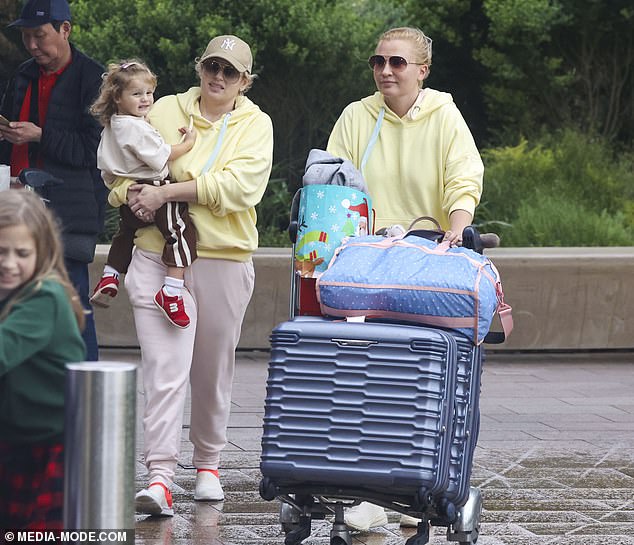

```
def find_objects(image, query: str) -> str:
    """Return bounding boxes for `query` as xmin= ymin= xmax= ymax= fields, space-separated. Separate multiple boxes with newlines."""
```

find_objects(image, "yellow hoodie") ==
xmin=327 ymin=89 xmax=483 ymax=231
xmin=107 ymin=87 xmax=273 ymax=262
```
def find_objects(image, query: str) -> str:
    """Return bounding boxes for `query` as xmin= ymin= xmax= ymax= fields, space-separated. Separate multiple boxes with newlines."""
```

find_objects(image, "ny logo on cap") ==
xmin=221 ymin=38 xmax=236 ymax=51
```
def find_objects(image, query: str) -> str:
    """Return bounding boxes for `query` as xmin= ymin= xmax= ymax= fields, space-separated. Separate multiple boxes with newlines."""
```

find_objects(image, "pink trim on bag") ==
xmin=320 ymin=305 xmax=477 ymax=330
xmin=339 ymin=238 xmax=493 ymax=269
xmin=317 ymin=235 xmax=513 ymax=344
xmin=318 ymin=280 xmax=477 ymax=297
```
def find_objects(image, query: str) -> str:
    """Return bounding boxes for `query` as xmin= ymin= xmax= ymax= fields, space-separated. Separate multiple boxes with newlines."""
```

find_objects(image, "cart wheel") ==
xmin=414 ymin=486 xmax=432 ymax=510
xmin=457 ymin=510 xmax=480 ymax=545
xmin=282 ymin=521 xmax=300 ymax=535
xmin=405 ymin=533 xmax=430 ymax=545
xmin=437 ymin=497 xmax=457 ymax=524
xmin=284 ymin=515 xmax=312 ymax=545
xmin=280 ymin=502 xmax=300 ymax=534
xmin=448 ymin=487 xmax=482 ymax=545
xmin=458 ymin=529 xmax=479 ymax=545
xmin=259 ymin=477 xmax=276 ymax=501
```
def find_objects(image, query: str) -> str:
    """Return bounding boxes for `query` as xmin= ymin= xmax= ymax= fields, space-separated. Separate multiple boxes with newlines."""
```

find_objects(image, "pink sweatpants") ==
xmin=125 ymin=249 xmax=255 ymax=485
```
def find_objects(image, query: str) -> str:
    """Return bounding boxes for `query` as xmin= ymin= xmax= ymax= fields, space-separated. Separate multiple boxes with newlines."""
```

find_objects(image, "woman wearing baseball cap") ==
xmin=106 ymin=35 xmax=273 ymax=516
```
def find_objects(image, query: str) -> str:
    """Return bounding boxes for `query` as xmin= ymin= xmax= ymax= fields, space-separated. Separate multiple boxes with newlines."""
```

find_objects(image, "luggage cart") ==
xmin=261 ymin=191 xmax=497 ymax=544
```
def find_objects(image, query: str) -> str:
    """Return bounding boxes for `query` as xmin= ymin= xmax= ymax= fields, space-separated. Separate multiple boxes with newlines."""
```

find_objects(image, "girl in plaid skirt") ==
xmin=0 ymin=190 xmax=86 ymax=531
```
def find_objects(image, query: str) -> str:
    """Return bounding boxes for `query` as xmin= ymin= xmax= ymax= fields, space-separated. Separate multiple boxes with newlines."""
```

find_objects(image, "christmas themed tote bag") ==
xmin=294 ymin=185 xmax=372 ymax=277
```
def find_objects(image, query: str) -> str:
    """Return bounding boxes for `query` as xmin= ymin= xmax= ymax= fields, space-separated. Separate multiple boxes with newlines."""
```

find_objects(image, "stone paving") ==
xmin=102 ymin=348 xmax=634 ymax=545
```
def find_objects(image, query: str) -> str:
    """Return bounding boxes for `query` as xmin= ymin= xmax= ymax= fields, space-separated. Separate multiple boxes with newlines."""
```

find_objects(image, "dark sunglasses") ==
xmin=202 ymin=60 xmax=241 ymax=83
xmin=368 ymin=55 xmax=423 ymax=71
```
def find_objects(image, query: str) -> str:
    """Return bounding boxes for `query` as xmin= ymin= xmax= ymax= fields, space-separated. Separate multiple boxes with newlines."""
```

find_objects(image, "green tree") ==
xmin=68 ymin=0 xmax=400 ymax=242
xmin=70 ymin=0 xmax=400 ymax=190
xmin=71 ymin=0 xmax=213 ymax=93
xmin=5 ymin=0 xmax=631 ymax=245
xmin=477 ymin=128 xmax=634 ymax=245
xmin=400 ymin=0 xmax=490 ymax=144
xmin=477 ymin=0 xmax=634 ymax=143
xmin=402 ymin=0 xmax=634 ymax=146
xmin=0 ymin=1 xmax=29 ymax=91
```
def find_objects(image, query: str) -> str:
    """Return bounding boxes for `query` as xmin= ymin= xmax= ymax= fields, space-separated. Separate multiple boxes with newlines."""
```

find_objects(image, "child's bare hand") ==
xmin=178 ymin=126 xmax=197 ymax=147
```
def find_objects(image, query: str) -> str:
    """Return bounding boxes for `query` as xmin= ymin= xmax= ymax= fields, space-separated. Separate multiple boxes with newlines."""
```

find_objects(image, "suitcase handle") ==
xmin=331 ymin=338 xmax=378 ymax=348
xmin=288 ymin=188 xmax=302 ymax=243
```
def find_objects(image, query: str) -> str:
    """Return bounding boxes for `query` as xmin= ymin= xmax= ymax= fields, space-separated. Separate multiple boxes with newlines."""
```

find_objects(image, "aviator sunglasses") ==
xmin=202 ymin=60 xmax=242 ymax=84
xmin=368 ymin=55 xmax=424 ymax=71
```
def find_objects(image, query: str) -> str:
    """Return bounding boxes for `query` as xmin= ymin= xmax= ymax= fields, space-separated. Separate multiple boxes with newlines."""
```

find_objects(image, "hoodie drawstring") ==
xmin=201 ymin=112 xmax=231 ymax=175
xmin=360 ymin=107 xmax=384 ymax=176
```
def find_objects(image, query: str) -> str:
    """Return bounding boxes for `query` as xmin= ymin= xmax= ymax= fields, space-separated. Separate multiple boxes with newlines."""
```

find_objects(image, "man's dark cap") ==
xmin=8 ymin=0 xmax=72 ymax=28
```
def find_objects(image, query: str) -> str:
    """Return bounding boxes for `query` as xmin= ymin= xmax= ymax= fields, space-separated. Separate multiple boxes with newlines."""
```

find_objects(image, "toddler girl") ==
xmin=0 ymin=190 xmax=86 ymax=530
xmin=90 ymin=60 xmax=197 ymax=328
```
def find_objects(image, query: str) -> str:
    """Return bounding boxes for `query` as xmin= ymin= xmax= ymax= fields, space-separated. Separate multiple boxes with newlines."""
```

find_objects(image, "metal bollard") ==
xmin=63 ymin=362 xmax=137 ymax=532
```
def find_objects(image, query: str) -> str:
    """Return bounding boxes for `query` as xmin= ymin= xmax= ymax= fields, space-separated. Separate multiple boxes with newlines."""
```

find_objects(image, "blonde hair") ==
xmin=380 ymin=27 xmax=433 ymax=73
xmin=90 ymin=59 xmax=158 ymax=126
xmin=0 ymin=191 xmax=85 ymax=330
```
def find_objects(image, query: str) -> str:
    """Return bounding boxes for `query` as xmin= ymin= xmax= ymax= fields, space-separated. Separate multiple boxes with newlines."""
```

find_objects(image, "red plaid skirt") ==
xmin=0 ymin=441 xmax=64 ymax=532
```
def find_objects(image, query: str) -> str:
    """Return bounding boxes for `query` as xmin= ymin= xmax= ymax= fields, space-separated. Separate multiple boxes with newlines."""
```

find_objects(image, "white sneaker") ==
xmin=400 ymin=513 xmax=422 ymax=527
xmin=135 ymin=483 xmax=174 ymax=516
xmin=194 ymin=469 xmax=224 ymax=501
xmin=344 ymin=502 xmax=388 ymax=531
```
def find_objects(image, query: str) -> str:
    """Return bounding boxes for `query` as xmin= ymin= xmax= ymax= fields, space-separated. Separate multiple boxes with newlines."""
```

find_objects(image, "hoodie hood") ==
xmin=136 ymin=85 xmax=274 ymax=262
xmin=327 ymin=86 xmax=483 ymax=232
xmin=174 ymin=86 xmax=262 ymax=129
xmin=361 ymin=89 xmax=454 ymax=124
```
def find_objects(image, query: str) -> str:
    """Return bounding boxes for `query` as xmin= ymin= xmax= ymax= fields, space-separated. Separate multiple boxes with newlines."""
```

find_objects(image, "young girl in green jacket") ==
xmin=0 ymin=190 xmax=86 ymax=530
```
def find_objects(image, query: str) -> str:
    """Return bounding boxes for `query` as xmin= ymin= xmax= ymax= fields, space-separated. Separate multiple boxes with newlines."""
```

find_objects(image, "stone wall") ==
xmin=91 ymin=246 xmax=634 ymax=351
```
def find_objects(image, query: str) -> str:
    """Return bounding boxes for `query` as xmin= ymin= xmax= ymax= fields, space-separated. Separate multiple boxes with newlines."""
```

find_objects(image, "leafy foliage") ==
xmin=255 ymin=167 xmax=294 ymax=247
xmin=477 ymin=128 xmax=634 ymax=245
xmin=0 ymin=0 xmax=29 ymax=90
xmin=501 ymin=193 xmax=633 ymax=247
xmin=98 ymin=204 xmax=120 ymax=244
xmin=70 ymin=0 xmax=398 ymax=191
xmin=399 ymin=0 xmax=490 ymax=144
xmin=3 ymin=0 xmax=633 ymax=247
xmin=478 ymin=0 xmax=634 ymax=142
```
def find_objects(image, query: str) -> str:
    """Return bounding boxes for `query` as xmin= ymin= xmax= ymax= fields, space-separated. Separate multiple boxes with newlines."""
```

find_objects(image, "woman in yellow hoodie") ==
xmin=327 ymin=26 xmax=483 ymax=247
xmin=107 ymin=35 xmax=273 ymax=516
xmin=327 ymin=27 xmax=484 ymax=530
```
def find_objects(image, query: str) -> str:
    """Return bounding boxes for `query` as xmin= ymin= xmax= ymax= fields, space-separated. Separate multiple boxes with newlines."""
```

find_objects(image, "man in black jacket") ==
xmin=0 ymin=0 xmax=106 ymax=360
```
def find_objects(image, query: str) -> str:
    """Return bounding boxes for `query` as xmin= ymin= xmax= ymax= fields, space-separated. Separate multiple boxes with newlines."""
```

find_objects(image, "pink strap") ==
xmin=498 ymin=303 xmax=514 ymax=338
xmin=436 ymin=240 xmax=451 ymax=252
xmin=493 ymin=281 xmax=513 ymax=340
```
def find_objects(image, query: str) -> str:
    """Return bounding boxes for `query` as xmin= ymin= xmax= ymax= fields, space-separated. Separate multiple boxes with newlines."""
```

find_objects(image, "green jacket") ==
xmin=0 ymin=279 xmax=86 ymax=444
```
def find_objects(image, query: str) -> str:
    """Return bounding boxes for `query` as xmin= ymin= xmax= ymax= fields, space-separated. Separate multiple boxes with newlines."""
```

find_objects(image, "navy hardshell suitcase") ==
xmin=261 ymin=318 xmax=457 ymax=502
xmin=260 ymin=318 xmax=486 ymax=544
xmin=260 ymin=317 xmax=484 ymax=545
xmin=445 ymin=333 xmax=483 ymax=508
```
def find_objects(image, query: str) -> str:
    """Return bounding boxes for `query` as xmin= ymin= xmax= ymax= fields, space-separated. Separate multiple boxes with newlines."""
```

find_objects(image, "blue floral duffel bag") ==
xmin=316 ymin=234 xmax=513 ymax=344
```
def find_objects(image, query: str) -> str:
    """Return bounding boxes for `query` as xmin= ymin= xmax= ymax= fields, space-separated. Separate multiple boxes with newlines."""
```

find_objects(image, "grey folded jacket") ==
xmin=302 ymin=149 xmax=369 ymax=194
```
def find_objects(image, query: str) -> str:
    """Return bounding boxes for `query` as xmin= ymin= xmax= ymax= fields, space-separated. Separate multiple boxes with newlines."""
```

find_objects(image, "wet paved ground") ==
xmin=101 ymin=348 xmax=634 ymax=545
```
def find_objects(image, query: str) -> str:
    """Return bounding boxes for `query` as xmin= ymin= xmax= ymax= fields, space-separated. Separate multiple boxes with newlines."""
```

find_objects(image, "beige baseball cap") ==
xmin=199 ymin=35 xmax=253 ymax=73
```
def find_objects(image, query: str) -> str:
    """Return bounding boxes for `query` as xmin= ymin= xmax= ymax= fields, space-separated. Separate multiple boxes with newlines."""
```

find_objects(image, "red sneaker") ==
xmin=90 ymin=275 xmax=119 ymax=308
xmin=154 ymin=286 xmax=190 ymax=328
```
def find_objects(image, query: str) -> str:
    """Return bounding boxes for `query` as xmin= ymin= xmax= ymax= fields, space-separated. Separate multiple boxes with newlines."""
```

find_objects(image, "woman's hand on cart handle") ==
xmin=462 ymin=226 xmax=499 ymax=254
